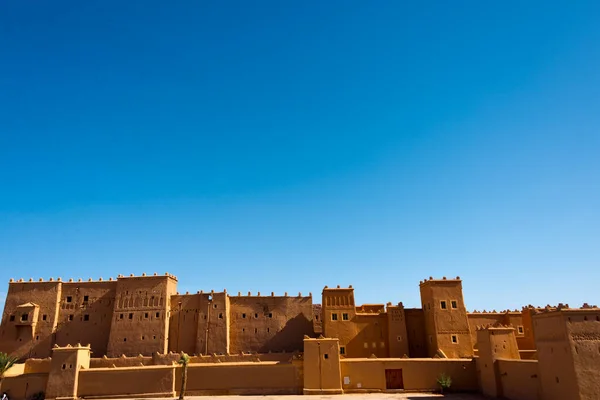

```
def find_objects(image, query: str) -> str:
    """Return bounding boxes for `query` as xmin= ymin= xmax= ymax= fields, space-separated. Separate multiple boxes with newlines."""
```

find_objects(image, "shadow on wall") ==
xmin=346 ymin=323 xmax=388 ymax=358
xmin=259 ymin=314 xmax=314 ymax=353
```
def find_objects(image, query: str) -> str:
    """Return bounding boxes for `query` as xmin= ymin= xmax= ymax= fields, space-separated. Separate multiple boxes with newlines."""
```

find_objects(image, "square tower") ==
xmin=45 ymin=344 xmax=91 ymax=400
xmin=107 ymin=273 xmax=177 ymax=357
xmin=419 ymin=277 xmax=473 ymax=358
xmin=0 ymin=279 xmax=62 ymax=359
xmin=533 ymin=307 xmax=600 ymax=400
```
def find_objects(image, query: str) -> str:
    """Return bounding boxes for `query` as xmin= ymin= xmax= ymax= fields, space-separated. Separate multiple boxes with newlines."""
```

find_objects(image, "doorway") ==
xmin=385 ymin=368 xmax=404 ymax=390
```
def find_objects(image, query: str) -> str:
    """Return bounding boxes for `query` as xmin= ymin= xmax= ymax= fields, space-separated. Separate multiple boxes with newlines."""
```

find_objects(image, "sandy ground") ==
xmin=157 ymin=394 xmax=486 ymax=400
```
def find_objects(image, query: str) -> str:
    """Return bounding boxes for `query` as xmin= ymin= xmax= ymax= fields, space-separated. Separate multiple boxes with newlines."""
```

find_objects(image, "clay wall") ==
xmin=321 ymin=287 xmax=389 ymax=358
xmin=45 ymin=345 xmax=91 ymax=400
xmin=55 ymin=281 xmax=117 ymax=356
xmin=196 ymin=291 xmax=230 ymax=355
xmin=303 ymin=337 xmax=343 ymax=394
xmin=107 ymin=275 xmax=177 ymax=357
xmin=24 ymin=358 xmax=51 ymax=374
xmin=496 ymin=359 xmax=540 ymax=400
xmin=533 ymin=312 xmax=578 ymax=400
xmin=77 ymin=366 xmax=175 ymax=398
xmin=0 ymin=373 xmax=48 ymax=400
xmin=168 ymin=293 xmax=203 ymax=355
xmin=90 ymin=355 xmax=153 ymax=368
xmin=565 ymin=309 xmax=600 ymax=400
xmin=175 ymin=362 xmax=302 ymax=395
xmin=468 ymin=312 xmax=525 ymax=349
xmin=168 ymin=291 xmax=232 ymax=355
xmin=228 ymin=294 xmax=314 ymax=354
xmin=404 ymin=308 xmax=427 ymax=357
xmin=312 ymin=304 xmax=322 ymax=334
xmin=420 ymin=278 xmax=473 ymax=358
xmin=324 ymin=311 xmax=389 ymax=358
xmin=519 ymin=308 xmax=537 ymax=350
xmin=386 ymin=304 xmax=410 ymax=358
xmin=0 ymin=280 xmax=61 ymax=359
xmin=340 ymin=358 xmax=477 ymax=392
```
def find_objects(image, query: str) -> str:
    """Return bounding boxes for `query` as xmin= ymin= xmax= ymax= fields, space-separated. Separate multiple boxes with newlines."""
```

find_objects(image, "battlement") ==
xmin=322 ymin=285 xmax=353 ymax=291
xmin=9 ymin=272 xmax=178 ymax=284
xmin=419 ymin=276 xmax=461 ymax=285
xmin=469 ymin=309 xmax=521 ymax=314
xmin=475 ymin=323 xmax=516 ymax=331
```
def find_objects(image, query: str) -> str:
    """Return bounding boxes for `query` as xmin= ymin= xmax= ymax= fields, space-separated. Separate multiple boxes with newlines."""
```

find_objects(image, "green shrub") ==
xmin=437 ymin=373 xmax=452 ymax=391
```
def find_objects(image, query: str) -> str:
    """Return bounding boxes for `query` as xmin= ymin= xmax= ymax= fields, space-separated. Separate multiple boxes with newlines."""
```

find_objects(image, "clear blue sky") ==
xmin=1 ymin=1 xmax=599 ymax=311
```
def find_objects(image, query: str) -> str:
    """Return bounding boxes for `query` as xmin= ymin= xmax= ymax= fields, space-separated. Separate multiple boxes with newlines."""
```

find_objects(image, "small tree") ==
xmin=178 ymin=352 xmax=190 ymax=400
xmin=0 ymin=352 xmax=19 ymax=388
xmin=437 ymin=373 xmax=452 ymax=394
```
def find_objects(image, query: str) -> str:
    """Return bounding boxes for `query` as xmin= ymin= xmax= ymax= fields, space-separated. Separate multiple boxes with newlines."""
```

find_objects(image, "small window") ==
xmin=255 ymin=313 xmax=259 ymax=318
xmin=267 ymin=328 xmax=270 ymax=333
xmin=254 ymin=328 xmax=258 ymax=333
xmin=68 ymin=314 xmax=74 ymax=321
xmin=62 ymin=364 xmax=66 ymax=370
xmin=36 ymin=335 xmax=39 ymax=340
xmin=123 ymin=338 xmax=127 ymax=342
xmin=128 ymin=313 xmax=133 ymax=319
xmin=153 ymin=335 xmax=156 ymax=340
xmin=518 ymin=326 xmax=524 ymax=334
xmin=451 ymin=335 xmax=458 ymax=344
xmin=156 ymin=312 xmax=160 ymax=318
xmin=9 ymin=315 xmax=15 ymax=322
xmin=331 ymin=313 xmax=338 ymax=321
xmin=42 ymin=315 xmax=47 ymax=321
xmin=242 ymin=313 xmax=246 ymax=319
xmin=268 ymin=313 xmax=273 ymax=318
xmin=340 ymin=346 xmax=346 ymax=355
xmin=213 ymin=304 xmax=217 ymax=309
xmin=119 ymin=313 xmax=124 ymax=320
xmin=397 ymin=336 xmax=402 ymax=342
xmin=342 ymin=313 xmax=349 ymax=321
xmin=218 ymin=313 xmax=223 ymax=319
xmin=451 ymin=300 xmax=458 ymax=309
xmin=323 ymin=353 xmax=329 ymax=359
xmin=66 ymin=296 xmax=72 ymax=303
xmin=315 ymin=315 xmax=319 ymax=321
xmin=83 ymin=295 xmax=89 ymax=302
xmin=428 ymin=303 xmax=431 ymax=310
xmin=144 ymin=313 xmax=149 ymax=319
xmin=21 ymin=314 xmax=29 ymax=322
xmin=83 ymin=314 xmax=90 ymax=321
xmin=429 ymin=336 xmax=433 ymax=343
xmin=242 ymin=328 xmax=245 ymax=332
xmin=141 ymin=336 xmax=145 ymax=340
xmin=440 ymin=301 xmax=447 ymax=310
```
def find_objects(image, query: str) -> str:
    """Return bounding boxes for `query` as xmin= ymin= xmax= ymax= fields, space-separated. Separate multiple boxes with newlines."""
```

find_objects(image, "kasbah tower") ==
xmin=1 ymin=272 xmax=599 ymax=400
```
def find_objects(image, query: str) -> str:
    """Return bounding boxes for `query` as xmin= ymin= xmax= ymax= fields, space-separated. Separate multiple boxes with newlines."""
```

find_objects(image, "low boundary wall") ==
xmin=341 ymin=358 xmax=478 ymax=392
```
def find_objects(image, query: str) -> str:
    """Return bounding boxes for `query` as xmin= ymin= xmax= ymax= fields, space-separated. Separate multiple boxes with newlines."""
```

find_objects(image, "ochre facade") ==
xmin=0 ymin=274 xmax=554 ymax=360
xmin=1 ymin=274 xmax=599 ymax=400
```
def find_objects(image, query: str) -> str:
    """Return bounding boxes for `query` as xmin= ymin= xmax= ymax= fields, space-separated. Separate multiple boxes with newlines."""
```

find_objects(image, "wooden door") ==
xmin=385 ymin=368 xmax=404 ymax=390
